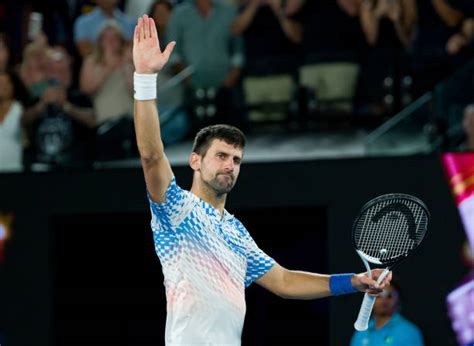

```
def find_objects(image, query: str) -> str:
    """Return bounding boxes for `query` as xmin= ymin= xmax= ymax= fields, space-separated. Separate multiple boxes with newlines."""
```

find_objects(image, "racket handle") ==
xmin=353 ymin=268 xmax=390 ymax=331
xmin=354 ymin=293 xmax=376 ymax=331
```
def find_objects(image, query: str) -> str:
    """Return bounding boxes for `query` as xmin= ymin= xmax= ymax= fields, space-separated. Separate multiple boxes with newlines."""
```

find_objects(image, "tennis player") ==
xmin=133 ymin=14 xmax=392 ymax=345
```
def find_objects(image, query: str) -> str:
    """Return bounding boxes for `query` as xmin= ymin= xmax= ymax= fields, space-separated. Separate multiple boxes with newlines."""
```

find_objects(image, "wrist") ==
xmin=134 ymin=72 xmax=158 ymax=100
xmin=330 ymin=273 xmax=358 ymax=295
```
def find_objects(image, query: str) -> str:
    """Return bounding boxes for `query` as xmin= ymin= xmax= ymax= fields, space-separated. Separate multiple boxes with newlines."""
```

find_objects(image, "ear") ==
xmin=189 ymin=152 xmax=201 ymax=171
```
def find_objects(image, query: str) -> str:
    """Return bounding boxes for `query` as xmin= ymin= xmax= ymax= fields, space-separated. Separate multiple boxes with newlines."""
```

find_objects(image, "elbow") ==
xmin=139 ymin=145 xmax=165 ymax=163
xmin=274 ymin=269 xmax=294 ymax=299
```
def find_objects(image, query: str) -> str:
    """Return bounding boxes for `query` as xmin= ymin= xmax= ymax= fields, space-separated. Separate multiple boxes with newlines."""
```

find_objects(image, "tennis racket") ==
xmin=352 ymin=193 xmax=430 ymax=331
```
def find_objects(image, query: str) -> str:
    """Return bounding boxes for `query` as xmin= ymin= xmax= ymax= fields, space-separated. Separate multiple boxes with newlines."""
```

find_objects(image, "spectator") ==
xmin=167 ymin=0 xmax=245 ymax=128
xmin=231 ymin=0 xmax=304 ymax=75
xmin=0 ymin=70 xmax=28 ymax=172
xmin=79 ymin=19 xmax=134 ymax=160
xmin=358 ymin=0 xmax=417 ymax=115
xmin=410 ymin=0 xmax=472 ymax=97
xmin=79 ymin=20 xmax=133 ymax=125
xmin=74 ymin=0 xmax=135 ymax=58
xmin=22 ymin=46 xmax=96 ymax=166
xmin=350 ymin=278 xmax=424 ymax=346
xmin=301 ymin=0 xmax=365 ymax=57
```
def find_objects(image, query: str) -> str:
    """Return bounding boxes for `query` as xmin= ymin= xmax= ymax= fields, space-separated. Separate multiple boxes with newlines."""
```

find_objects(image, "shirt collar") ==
xmin=191 ymin=192 xmax=234 ymax=222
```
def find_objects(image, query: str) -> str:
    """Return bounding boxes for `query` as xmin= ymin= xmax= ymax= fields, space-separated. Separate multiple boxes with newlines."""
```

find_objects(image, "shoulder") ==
xmin=76 ymin=9 xmax=100 ymax=25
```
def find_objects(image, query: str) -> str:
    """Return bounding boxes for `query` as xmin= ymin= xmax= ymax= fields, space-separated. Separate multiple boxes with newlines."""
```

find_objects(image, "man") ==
xmin=351 ymin=278 xmax=424 ymax=346
xmin=166 ymin=0 xmax=244 ymax=127
xmin=132 ymin=14 xmax=392 ymax=344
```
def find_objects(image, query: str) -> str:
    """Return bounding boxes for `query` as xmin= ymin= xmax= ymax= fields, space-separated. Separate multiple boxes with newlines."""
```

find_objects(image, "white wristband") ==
xmin=134 ymin=72 xmax=158 ymax=100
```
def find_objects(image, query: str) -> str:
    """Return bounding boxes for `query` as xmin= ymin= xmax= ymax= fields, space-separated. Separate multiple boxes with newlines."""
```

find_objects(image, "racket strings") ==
xmin=354 ymin=198 xmax=428 ymax=263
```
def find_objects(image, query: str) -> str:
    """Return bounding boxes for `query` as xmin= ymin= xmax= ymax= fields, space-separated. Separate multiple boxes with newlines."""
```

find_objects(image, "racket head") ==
xmin=352 ymin=193 xmax=430 ymax=267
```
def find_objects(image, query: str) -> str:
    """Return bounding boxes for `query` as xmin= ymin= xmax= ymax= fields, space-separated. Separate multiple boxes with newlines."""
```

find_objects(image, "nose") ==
xmin=223 ymin=158 xmax=235 ymax=172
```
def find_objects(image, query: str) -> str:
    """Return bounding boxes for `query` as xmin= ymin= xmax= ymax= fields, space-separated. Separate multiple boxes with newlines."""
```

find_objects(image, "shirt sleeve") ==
xmin=236 ymin=221 xmax=275 ymax=287
xmin=148 ymin=176 xmax=194 ymax=233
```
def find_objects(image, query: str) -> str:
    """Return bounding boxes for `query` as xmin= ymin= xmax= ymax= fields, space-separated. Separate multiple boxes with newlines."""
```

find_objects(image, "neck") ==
xmin=196 ymin=0 xmax=212 ymax=17
xmin=191 ymin=181 xmax=227 ymax=213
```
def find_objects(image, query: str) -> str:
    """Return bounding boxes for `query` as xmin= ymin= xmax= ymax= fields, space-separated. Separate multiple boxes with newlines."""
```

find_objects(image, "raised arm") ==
xmin=133 ymin=15 xmax=176 ymax=203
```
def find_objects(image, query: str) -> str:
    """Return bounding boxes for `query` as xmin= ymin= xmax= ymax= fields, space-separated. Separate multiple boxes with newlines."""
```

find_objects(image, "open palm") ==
xmin=133 ymin=15 xmax=176 ymax=74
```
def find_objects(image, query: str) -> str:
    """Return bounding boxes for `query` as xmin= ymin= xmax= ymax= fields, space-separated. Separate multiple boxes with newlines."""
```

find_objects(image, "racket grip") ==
xmin=353 ymin=268 xmax=390 ymax=331
xmin=354 ymin=293 xmax=376 ymax=331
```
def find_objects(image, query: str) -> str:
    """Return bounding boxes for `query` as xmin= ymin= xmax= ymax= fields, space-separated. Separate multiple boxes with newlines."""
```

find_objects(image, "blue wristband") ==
xmin=330 ymin=273 xmax=358 ymax=295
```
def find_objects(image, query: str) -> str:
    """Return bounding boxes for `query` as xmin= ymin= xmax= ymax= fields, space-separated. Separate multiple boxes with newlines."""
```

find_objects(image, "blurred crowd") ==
xmin=0 ymin=0 xmax=474 ymax=171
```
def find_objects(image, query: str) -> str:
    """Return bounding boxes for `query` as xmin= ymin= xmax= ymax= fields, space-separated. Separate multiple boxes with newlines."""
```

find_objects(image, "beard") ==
xmin=205 ymin=172 xmax=236 ymax=195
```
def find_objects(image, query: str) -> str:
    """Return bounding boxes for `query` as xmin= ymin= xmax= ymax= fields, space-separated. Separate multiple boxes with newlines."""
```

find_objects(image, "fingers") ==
xmin=134 ymin=23 xmax=140 ymax=44
xmin=143 ymin=14 xmax=150 ymax=39
xmin=162 ymin=41 xmax=176 ymax=62
xmin=150 ymin=17 xmax=158 ymax=39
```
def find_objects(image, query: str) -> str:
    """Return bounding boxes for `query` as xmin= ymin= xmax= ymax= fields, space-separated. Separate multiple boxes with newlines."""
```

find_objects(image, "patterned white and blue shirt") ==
xmin=148 ymin=177 xmax=275 ymax=345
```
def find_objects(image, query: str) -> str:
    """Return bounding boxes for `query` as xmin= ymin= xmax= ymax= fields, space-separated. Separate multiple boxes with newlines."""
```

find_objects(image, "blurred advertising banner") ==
xmin=442 ymin=152 xmax=474 ymax=346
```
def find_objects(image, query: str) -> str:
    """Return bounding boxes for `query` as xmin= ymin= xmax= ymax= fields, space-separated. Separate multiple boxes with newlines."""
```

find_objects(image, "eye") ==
xmin=233 ymin=157 xmax=241 ymax=165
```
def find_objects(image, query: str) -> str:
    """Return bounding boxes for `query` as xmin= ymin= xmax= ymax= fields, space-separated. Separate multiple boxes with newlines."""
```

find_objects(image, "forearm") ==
xmin=393 ymin=19 xmax=412 ymax=46
xmin=279 ymin=270 xmax=331 ymax=300
xmin=231 ymin=3 xmax=259 ymax=35
xmin=278 ymin=16 xmax=302 ymax=44
xmin=134 ymin=99 xmax=165 ymax=160
xmin=432 ymin=0 xmax=464 ymax=28
xmin=360 ymin=3 xmax=380 ymax=45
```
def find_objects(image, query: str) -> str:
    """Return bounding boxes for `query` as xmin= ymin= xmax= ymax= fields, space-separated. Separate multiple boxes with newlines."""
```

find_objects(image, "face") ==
xmin=99 ymin=27 xmax=123 ymax=52
xmin=0 ymin=73 xmax=13 ymax=101
xmin=191 ymin=139 xmax=243 ymax=195
xmin=373 ymin=287 xmax=399 ymax=317
xmin=96 ymin=0 xmax=118 ymax=11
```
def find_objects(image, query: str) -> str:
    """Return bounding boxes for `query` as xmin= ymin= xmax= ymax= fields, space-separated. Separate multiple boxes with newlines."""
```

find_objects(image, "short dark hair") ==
xmin=192 ymin=124 xmax=246 ymax=156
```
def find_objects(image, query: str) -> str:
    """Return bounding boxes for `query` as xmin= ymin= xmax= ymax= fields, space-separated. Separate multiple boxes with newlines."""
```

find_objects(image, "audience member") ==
xmin=79 ymin=20 xmax=133 ymax=125
xmin=231 ymin=0 xmax=304 ymax=74
xmin=301 ymin=0 xmax=365 ymax=58
xmin=167 ymin=0 xmax=245 ymax=128
xmin=410 ymin=0 xmax=473 ymax=96
xmin=22 ymin=46 xmax=96 ymax=166
xmin=358 ymin=0 xmax=417 ymax=115
xmin=79 ymin=19 xmax=134 ymax=160
xmin=351 ymin=278 xmax=425 ymax=346
xmin=74 ymin=0 xmax=135 ymax=58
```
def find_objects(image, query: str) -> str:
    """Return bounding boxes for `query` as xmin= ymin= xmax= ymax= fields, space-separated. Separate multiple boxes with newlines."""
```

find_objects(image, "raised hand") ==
xmin=133 ymin=14 xmax=176 ymax=74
